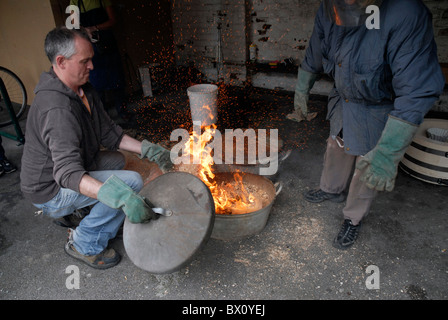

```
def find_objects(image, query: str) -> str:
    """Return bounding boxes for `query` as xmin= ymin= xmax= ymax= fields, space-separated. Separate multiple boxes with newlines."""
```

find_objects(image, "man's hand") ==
xmin=356 ymin=116 xmax=418 ymax=191
xmin=140 ymin=140 xmax=173 ymax=173
xmin=286 ymin=68 xmax=318 ymax=123
xmin=97 ymin=175 xmax=159 ymax=223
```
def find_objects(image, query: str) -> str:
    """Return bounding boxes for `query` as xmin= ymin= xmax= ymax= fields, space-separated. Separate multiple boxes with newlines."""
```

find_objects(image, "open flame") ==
xmin=182 ymin=106 xmax=261 ymax=215
xmin=333 ymin=5 xmax=343 ymax=26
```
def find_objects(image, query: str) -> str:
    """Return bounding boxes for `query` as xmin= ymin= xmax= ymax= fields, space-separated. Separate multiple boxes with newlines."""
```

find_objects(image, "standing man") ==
xmin=20 ymin=27 xmax=172 ymax=269
xmin=291 ymin=0 xmax=445 ymax=249
xmin=70 ymin=0 xmax=128 ymax=121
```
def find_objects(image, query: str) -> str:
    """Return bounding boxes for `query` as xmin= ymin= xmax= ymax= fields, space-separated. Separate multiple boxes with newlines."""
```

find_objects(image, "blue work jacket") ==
xmin=302 ymin=0 xmax=445 ymax=156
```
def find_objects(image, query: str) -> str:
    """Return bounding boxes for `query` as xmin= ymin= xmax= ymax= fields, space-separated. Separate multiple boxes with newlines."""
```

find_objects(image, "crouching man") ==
xmin=20 ymin=27 xmax=172 ymax=269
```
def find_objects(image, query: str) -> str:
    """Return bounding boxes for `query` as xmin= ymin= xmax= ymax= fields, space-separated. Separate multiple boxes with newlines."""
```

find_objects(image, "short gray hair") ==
xmin=44 ymin=27 xmax=91 ymax=64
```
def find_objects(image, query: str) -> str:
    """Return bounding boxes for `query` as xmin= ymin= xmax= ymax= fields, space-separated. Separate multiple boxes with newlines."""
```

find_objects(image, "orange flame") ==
xmin=183 ymin=110 xmax=259 ymax=215
xmin=333 ymin=5 xmax=343 ymax=26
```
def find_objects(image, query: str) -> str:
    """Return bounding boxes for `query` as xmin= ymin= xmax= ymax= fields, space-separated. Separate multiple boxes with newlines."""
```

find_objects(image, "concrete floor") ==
xmin=0 ymin=87 xmax=447 ymax=303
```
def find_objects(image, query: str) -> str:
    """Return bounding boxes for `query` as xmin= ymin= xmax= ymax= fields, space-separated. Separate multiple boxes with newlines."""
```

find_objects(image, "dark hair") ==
xmin=44 ymin=27 xmax=91 ymax=64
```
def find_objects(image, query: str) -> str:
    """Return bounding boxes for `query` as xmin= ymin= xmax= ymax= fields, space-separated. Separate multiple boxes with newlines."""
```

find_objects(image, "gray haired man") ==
xmin=21 ymin=27 xmax=172 ymax=269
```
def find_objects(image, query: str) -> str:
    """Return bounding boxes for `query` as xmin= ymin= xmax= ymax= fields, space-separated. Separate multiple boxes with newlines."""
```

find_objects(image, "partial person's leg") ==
xmin=342 ymin=156 xmax=378 ymax=225
xmin=50 ymin=151 xmax=126 ymax=227
xmin=71 ymin=169 xmax=143 ymax=256
xmin=319 ymin=136 xmax=356 ymax=194
xmin=333 ymin=156 xmax=377 ymax=250
xmin=304 ymin=137 xmax=355 ymax=203
xmin=0 ymin=136 xmax=17 ymax=174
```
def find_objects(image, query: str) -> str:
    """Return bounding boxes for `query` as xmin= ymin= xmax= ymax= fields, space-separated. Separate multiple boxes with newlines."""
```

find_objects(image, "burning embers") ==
xmin=171 ymin=119 xmax=278 ymax=215
xmin=211 ymin=172 xmax=263 ymax=215
xmin=183 ymin=122 xmax=257 ymax=215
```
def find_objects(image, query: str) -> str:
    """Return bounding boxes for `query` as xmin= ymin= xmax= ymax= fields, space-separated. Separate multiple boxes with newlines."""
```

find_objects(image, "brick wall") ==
xmin=425 ymin=0 xmax=448 ymax=63
xmin=172 ymin=0 xmax=247 ymax=85
xmin=171 ymin=0 xmax=448 ymax=92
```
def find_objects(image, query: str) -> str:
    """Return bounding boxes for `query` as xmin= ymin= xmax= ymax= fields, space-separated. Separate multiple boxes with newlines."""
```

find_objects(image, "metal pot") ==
xmin=213 ymin=149 xmax=291 ymax=180
xmin=210 ymin=172 xmax=282 ymax=240
xmin=212 ymin=136 xmax=291 ymax=180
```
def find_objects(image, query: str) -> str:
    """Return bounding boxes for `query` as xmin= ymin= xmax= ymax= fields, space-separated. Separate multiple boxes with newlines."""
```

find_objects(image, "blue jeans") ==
xmin=33 ymin=151 xmax=143 ymax=255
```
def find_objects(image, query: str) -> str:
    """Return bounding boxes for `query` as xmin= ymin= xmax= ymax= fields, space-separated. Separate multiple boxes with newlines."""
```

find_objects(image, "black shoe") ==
xmin=304 ymin=189 xmax=346 ymax=203
xmin=53 ymin=207 xmax=91 ymax=228
xmin=0 ymin=158 xmax=17 ymax=174
xmin=333 ymin=219 xmax=361 ymax=250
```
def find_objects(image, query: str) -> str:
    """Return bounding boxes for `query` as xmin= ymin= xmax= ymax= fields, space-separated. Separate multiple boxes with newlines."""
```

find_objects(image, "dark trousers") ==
xmin=0 ymin=136 xmax=5 ymax=160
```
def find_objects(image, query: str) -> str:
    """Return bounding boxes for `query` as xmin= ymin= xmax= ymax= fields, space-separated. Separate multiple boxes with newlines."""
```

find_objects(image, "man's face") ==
xmin=62 ymin=36 xmax=94 ymax=88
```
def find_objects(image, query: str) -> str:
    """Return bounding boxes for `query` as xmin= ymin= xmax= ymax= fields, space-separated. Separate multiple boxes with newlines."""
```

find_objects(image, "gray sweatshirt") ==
xmin=20 ymin=68 xmax=124 ymax=204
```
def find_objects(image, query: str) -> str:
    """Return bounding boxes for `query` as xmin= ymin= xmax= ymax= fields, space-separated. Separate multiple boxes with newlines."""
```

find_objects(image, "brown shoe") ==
xmin=286 ymin=110 xmax=317 ymax=122
xmin=64 ymin=230 xmax=120 ymax=269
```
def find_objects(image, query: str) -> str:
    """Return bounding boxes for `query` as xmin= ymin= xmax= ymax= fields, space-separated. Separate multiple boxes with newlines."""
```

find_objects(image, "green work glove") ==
xmin=139 ymin=140 xmax=173 ymax=173
xmin=287 ymin=68 xmax=318 ymax=122
xmin=97 ymin=175 xmax=158 ymax=223
xmin=356 ymin=116 xmax=418 ymax=192
xmin=295 ymin=68 xmax=318 ymax=117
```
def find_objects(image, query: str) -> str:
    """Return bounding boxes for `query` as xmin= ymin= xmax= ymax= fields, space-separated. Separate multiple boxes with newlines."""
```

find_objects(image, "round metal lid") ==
xmin=123 ymin=172 xmax=215 ymax=274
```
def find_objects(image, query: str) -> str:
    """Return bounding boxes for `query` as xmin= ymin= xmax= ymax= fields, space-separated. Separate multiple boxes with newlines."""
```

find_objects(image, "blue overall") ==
xmin=302 ymin=0 xmax=445 ymax=156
